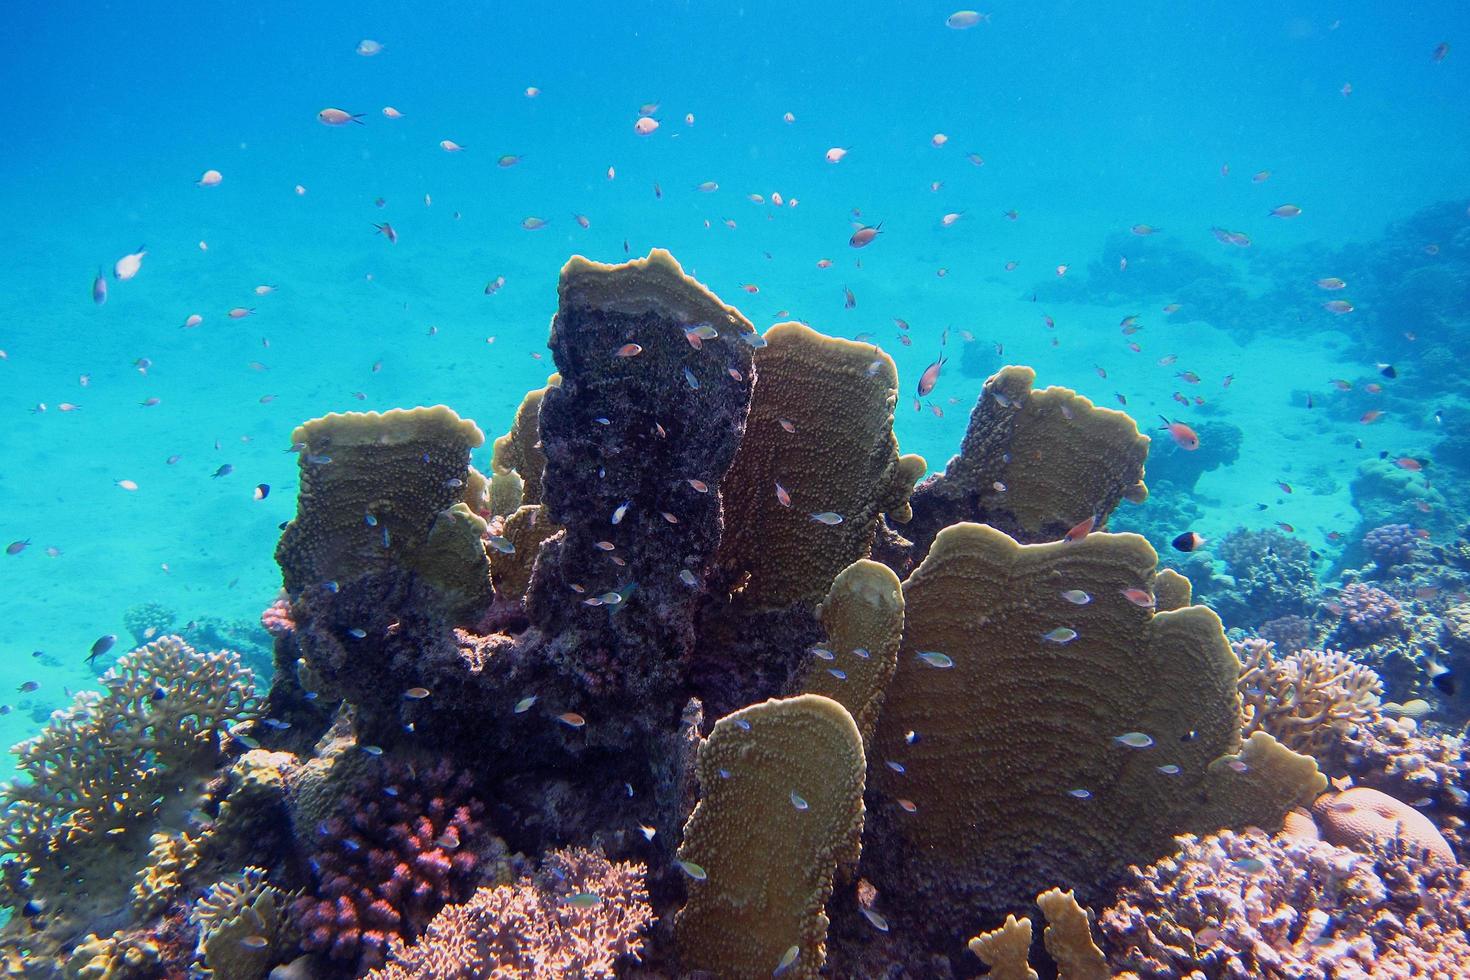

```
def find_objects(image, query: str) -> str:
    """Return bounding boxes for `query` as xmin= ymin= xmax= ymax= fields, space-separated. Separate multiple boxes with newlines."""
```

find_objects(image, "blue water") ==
xmin=0 ymin=0 xmax=1464 ymax=784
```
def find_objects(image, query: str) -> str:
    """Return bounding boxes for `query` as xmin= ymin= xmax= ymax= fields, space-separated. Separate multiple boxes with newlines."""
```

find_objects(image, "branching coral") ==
xmin=0 ymin=635 xmax=255 ymax=873
xmin=1330 ymin=583 xmax=1406 ymax=647
xmin=1097 ymin=828 xmax=1470 ymax=979
xmin=1235 ymin=638 xmax=1383 ymax=758
xmin=369 ymin=848 xmax=651 ymax=980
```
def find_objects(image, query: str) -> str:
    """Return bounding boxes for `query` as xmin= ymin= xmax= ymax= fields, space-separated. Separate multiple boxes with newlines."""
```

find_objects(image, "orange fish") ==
xmin=850 ymin=224 xmax=882 ymax=247
xmin=916 ymin=353 xmax=947 ymax=398
xmin=774 ymin=482 xmax=792 ymax=507
xmin=1360 ymin=410 xmax=1382 ymax=424
xmin=1159 ymin=417 xmax=1200 ymax=451
xmin=1395 ymin=457 xmax=1423 ymax=471
xmin=1276 ymin=522 xmax=1295 ymax=533
xmin=1064 ymin=515 xmax=1097 ymax=542
xmin=1276 ymin=481 xmax=1292 ymax=494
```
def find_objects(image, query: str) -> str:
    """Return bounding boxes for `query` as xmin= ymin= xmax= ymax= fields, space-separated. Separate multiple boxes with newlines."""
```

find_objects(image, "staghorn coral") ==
xmin=859 ymin=523 xmax=1323 ymax=964
xmin=524 ymin=250 xmax=756 ymax=710
xmin=1330 ymin=582 xmax=1406 ymax=647
xmin=890 ymin=365 xmax=1149 ymax=572
xmin=798 ymin=559 xmax=904 ymax=747
xmin=190 ymin=867 xmax=286 ymax=980
xmin=675 ymin=695 xmax=866 ymax=980
xmin=1235 ymin=639 xmax=1382 ymax=758
xmin=369 ymin=848 xmax=651 ymax=980
xmin=289 ymin=757 xmax=488 ymax=974
xmin=274 ymin=406 xmax=489 ymax=619
xmin=1312 ymin=786 xmax=1456 ymax=864
xmin=713 ymin=320 xmax=924 ymax=606
xmin=1097 ymin=828 xmax=1470 ymax=979
xmin=1364 ymin=523 xmax=1419 ymax=572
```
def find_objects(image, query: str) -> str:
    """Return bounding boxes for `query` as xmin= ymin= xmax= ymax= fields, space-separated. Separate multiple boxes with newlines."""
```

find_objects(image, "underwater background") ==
xmin=0 ymin=1 xmax=1468 ymax=978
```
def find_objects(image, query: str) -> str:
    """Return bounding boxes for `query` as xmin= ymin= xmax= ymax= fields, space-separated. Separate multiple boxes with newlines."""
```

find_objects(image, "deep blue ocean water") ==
xmin=0 ymin=1 xmax=1465 ymax=767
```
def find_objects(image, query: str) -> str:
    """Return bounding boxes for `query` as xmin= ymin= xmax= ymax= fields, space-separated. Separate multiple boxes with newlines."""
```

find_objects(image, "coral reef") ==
xmin=713 ymin=320 xmax=923 ymax=606
xmin=0 ymin=636 xmax=255 ymax=956
xmin=675 ymin=695 xmax=866 ymax=979
xmin=1208 ymin=526 xmax=1319 ymax=629
xmin=274 ymin=406 xmax=490 ymax=621
xmin=1235 ymin=638 xmax=1382 ymax=759
xmin=289 ymin=757 xmax=489 ymax=973
xmin=1097 ymin=828 xmax=1470 ymax=979
xmin=1312 ymin=786 xmax=1455 ymax=864
xmin=368 ymin=848 xmax=651 ymax=980
xmin=1255 ymin=614 xmax=1317 ymax=654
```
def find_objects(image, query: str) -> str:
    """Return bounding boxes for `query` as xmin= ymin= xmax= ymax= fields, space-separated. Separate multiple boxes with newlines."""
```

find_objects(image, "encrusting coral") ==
xmin=368 ymin=848 xmax=651 ymax=980
xmin=675 ymin=695 xmax=866 ymax=980
xmin=1235 ymin=638 xmax=1383 ymax=758
xmin=713 ymin=320 xmax=925 ymax=606
xmin=859 ymin=522 xmax=1324 ymax=962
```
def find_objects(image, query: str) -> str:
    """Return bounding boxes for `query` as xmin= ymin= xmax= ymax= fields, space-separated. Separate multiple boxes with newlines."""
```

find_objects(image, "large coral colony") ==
xmin=2 ymin=249 xmax=1467 ymax=979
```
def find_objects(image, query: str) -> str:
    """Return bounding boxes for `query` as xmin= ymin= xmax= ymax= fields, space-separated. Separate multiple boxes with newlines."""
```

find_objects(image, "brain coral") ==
xmin=369 ymin=848 xmax=651 ymax=980
xmin=1097 ymin=827 xmax=1470 ymax=979
xmin=676 ymin=695 xmax=866 ymax=980
xmin=860 ymin=523 xmax=1323 ymax=961
xmin=1312 ymin=786 xmax=1455 ymax=864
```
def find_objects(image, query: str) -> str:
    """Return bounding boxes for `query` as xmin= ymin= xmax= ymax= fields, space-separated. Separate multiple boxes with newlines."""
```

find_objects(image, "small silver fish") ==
xmin=917 ymin=651 xmax=953 ymax=668
xmin=1114 ymin=732 xmax=1155 ymax=749
xmin=1043 ymin=627 xmax=1078 ymax=644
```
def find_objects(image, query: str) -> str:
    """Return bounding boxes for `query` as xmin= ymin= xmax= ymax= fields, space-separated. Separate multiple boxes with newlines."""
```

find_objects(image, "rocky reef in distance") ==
xmin=1 ymin=250 xmax=1465 ymax=979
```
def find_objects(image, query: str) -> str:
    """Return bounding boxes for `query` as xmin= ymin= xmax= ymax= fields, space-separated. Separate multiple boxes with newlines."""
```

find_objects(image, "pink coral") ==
xmin=290 ymin=758 xmax=487 ymax=973
xmin=1098 ymin=828 xmax=1470 ymax=979
xmin=1313 ymin=787 xmax=1455 ymax=863
xmin=367 ymin=848 xmax=652 ymax=980
xmin=261 ymin=596 xmax=295 ymax=637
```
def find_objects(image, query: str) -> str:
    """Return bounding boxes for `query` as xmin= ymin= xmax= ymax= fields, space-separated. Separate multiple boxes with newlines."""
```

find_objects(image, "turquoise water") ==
xmin=3 ymin=1 xmax=1465 ymax=756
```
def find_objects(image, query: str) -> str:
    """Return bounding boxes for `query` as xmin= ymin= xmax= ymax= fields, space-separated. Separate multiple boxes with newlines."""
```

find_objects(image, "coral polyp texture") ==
xmin=860 ymin=523 xmax=1323 ymax=960
xmin=1331 ymin=582 xmax=1406 ymax=647
xmin=1363 ymin=522 xmax=1420 ymax=571
xmin=275 ymin=406 xmax=489 ymax=619
xmin=1097 ymin=828 xmax=1470 ymax=979
xmin=713 ymin=320 xmax=924 ymax=606
xmin=368 ymin=848 xmax=652 ymax=980
xmin=289 ymin=757 xmax=488 ymax=973
xmin=893 ymin=365 xmax=1149 ymax=569
xmin=675 ymin=695 xmax=866 ymax=980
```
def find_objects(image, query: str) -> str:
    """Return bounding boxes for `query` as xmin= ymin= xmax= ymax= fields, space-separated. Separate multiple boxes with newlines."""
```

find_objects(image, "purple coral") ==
xmin=290 ymin=758 xmax=488 ymax=973
xmin=1331 ymin=583 xmax=1405 ymax=647
xmin=1097 ymin=827 xmax=1470 ymax=979
xmin=1363 ymin=523 xmax=1419 ymax=570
